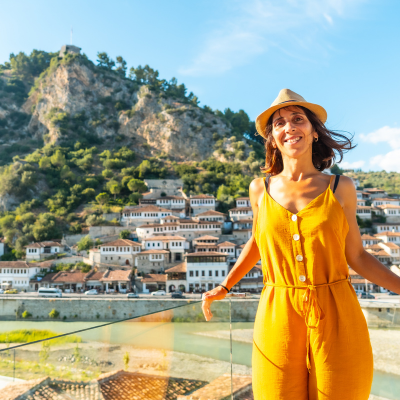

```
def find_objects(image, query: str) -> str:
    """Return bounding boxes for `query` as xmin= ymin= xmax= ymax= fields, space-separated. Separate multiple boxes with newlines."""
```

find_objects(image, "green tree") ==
xmin=77 ymin=235 xmax=94 ymax=251
xmin=127 ymin=179 xmax=147 ymax=193
xmin=102 ymin=169 xmax=114 ymax=179
xmin=138 ymin=160 xmax=151 ymax=179
xmin=109 ymin=183 xmax=121 ymax=200
xmin=96 ymin=192 xmax=110 ymax=205
xmin=50 ymin=150 xmax=66 ymax=168
xmin=119 ymin=230 xmax=131 ymax=239
xmin=116 ymin=56 xmax=127 ymax=77
xmin=97 ymin=52 xmax=115 ymax=70
xmin=39 ymin=156 xmax=51 ymax=169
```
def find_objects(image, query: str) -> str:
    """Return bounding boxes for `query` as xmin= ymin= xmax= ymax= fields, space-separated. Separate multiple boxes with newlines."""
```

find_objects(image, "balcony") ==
xmin=0 ymin=295 xmax=399 ymax=399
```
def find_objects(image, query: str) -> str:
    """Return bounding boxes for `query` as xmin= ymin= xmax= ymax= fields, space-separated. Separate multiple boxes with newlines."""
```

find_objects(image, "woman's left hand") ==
xmin=201 ymin=286 xmax=228 ymax=321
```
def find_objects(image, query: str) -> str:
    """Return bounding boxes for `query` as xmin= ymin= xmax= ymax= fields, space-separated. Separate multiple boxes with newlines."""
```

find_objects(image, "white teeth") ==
xmin=286 ymin=137 xmax=301 ymax=144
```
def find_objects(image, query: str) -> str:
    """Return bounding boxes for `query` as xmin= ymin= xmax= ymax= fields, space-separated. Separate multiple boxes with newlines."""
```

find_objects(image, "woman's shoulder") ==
xmin=249 ymin=177 xmax=266 ymax=208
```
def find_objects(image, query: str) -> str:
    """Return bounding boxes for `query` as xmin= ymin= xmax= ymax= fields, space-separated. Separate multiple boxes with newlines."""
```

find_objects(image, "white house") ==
xmin=363 ymin=188 xmax=388 ymax=199
xmin=185 ymin=252 xmax=228 ymax=292
xmin=94 ymin=239 xmax=141 ymax=267
xmin=357 ymin=199 xmax=366 ymax=207
xmin=141 ymin=235 xmax=188 ymax=263
xmin=134 ymin=249 xmax=170 ymax=273
xmin=0 ymin=261 xmax=48 ymax=290
xmin=216 ymin=241 xmax=237 ymax=259
xmin=231 ymin=265 xmax=263 ymax=293
xmin=356 ymin=190 xmax=370 ymax=200
xmin=193 ymin=210 xmax=226 ymax=223
xmin=372 ymin=198 xmax=400 ymax=207
xmin=155 ymin=196 xmax=186 ymax=217
xmin=25 ymin=241 xmax=62 ymax=261
xmin=189 ymin=194 xmax=216 ymax=216
xmin=373 ymin=223 xmax=400 ymax=233
xmin=361 ymin=234 xmax=382 ymax=247
xmin=136 ymin=218 xmax=223 ymax=240
xmin=229 ymin=207 xmax=253 ymax=221
xmin=374 ymin=231 xmax=400 ymax=244
xmin=235 ymin=197 xmax=251 ymax=208
xmin=121 ymin=205 xmax=172 ymax=226
xmin=374 ymin=204 xmax=400 ymax=223
xmin=356 ymin=205 xmax=372 ymax=220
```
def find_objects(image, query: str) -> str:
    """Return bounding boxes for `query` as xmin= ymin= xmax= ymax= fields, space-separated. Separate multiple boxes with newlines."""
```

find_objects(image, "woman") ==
xmin=201 ymin=89 xmax=400 ymax=399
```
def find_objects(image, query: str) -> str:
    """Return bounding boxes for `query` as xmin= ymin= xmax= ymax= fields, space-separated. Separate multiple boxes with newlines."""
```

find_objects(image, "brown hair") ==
xmin=259 ymin=105 xmax=356 ymax=175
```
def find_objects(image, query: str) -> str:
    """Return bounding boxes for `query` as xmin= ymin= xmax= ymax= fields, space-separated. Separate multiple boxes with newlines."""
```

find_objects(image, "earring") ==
xmin=314 ymin=137 xmax=319 ymax=142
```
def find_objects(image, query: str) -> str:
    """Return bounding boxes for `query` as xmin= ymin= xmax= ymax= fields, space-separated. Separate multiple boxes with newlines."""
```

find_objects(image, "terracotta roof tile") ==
xmin=193 ymin=235 xmax=219 ymax=241
xmin=165 ymin=263 xmax=187 ymax=273
xmin=138 ymin=249 xmax=170 ymax=254
xmin=142 ymin=274 xmax=167 ymax=283
xmin=25 ymin=241 xmax=61 ymax=248
xmin=195 ymin=210 xmax=226 ymax=216
xmin=0 ymin=261 xmax=34 ymax=268
xmin=216 ymin=241 xmax=237 ymax=247
xmin=100 ymin=269 xmax=132 ymax=282
xmin=100 ymin=239 xmax=139 ymax=247
xmin=144 ymin=235 xmax=186 ymax=241
xmin=185 ymin=251 xmax=228 ymax=257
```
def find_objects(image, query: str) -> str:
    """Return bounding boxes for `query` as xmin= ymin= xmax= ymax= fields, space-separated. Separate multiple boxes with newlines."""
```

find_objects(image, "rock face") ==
xmin=23 ymin=57 xmax=243 ymax=161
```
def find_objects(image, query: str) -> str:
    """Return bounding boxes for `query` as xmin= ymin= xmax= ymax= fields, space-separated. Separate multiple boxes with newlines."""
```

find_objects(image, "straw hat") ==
xmin=255 ymin=89 xmax=327 ymax=139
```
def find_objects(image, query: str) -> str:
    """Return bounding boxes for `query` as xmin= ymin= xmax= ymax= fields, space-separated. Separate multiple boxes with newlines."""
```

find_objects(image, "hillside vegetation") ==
xmin=0 ymin=49 xmax=264 ymax=258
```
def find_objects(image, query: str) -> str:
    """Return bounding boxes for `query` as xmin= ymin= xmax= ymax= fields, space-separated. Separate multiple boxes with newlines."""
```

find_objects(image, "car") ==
xmin=85 ymin=289 xmax=98 ymax=295
xmin=388 ymin=291 xmax=399 ymax=295
xmin=151 ymin=290 xmax=166 ymax=296
xmin=358 ymin=291 xmax=375 ymax=299
xmin=171 ymin=291 xmax=185 ymax=299
xmin=127 ymin=293 xmax=139 ymax=299
xmin=4 ymin=289 xmax=18 ymax=294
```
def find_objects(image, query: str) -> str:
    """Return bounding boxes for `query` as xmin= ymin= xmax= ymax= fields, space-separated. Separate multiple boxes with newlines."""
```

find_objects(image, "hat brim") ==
xmin=255 ymin=101 xmax=327 ymax=139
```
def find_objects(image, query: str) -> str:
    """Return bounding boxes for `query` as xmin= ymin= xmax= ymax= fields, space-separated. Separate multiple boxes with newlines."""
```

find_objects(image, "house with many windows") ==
xmin=136 ymin=218 xmax=223 ymax=240
xmin=165 ymin=262 xmax=187 ymax=293
xmin=134 ymin=249 xmax=170 ymax=273
xmin=121 ymin=205 xmax=172 ymax=227
xmin=88 ymin=239 xmax=141 ymax=268
xmin=235 ymin=197 xmax=251 ymax=208
xmin=185 ymin=252 xmax=228 ymax=292
xmin=189 ymin=194 xmax=216 ymax=216
xmin=141 ymin=235 xmax=188 ymax=263
xmin=25 ymin=241 xmax=62 ymax=261
xmin=374 ymin=204 xmax=400 ymax=223
xmin=228 ymin=207 xmax=253 ymax=222
xmin=0 ymin=261 xmax=48 ymax=290
xmin=374 ymin=223 xmax=400 ymax=233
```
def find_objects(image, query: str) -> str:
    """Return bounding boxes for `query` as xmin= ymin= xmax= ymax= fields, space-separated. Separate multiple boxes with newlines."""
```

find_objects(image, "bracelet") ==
xmin=218 ymin=284 xmax=230 ymax=293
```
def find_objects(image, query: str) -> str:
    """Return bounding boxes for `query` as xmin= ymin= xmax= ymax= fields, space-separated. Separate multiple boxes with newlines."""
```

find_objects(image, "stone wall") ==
xmin=0 ymin=297 xmax=398 ymax=326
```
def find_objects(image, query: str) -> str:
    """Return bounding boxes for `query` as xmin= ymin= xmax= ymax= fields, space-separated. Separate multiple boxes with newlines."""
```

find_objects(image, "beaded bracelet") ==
xmin=218 ymin=284 xmax=230 ymax=293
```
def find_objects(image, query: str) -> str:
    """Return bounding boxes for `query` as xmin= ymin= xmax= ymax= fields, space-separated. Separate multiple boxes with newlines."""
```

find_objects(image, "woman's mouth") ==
xmin=284 ymin=136 xmax=302 ymax=144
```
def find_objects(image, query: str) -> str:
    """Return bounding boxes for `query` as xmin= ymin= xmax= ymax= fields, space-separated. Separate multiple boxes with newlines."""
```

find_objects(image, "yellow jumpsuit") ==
xmin=252 ymin=174 xmax=374 ymax=399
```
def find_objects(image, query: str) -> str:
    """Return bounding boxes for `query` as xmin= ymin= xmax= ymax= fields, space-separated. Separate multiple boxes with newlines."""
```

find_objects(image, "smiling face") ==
xmin=271 ymin=106 xmax=318 ymax=160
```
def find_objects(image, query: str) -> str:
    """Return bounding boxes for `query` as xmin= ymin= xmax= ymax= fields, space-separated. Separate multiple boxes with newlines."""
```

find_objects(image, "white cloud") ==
xmin=370 ymin=150 xmax=400 ymax=173
xmin=360 ymin=126 xmax=400 ymax=149
xmin=340 ymin=160 xmax=365 ymax=169
xmin=179 ymin=0 xmax=366 ymax=77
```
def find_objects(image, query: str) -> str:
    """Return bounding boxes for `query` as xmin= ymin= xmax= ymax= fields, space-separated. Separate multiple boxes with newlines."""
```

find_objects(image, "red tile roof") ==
xmin=144 ymin=235 xmax=186 ymax=241
xmin=137 ymin=249 xmax=170 ymax=255
xmin=123 ymin=205 xmax=171 ymax=212
xmin=142 ymin=274 xmax=167 ymax=283
xmin=193 ymin=235 xmax=219 ymax=241
xmin=0 ymin=261 xmax=35 ymax=268
xmin=217 ymin=241 xmax=237 ymax=247
xmin=165 ymin=263 xmax=187 ymax=273
xmin=100 ymin=239 xmax=139 ymax=247
xmin=100 ymin=269 xmax=132 ymax=282
xmin=25 ymin=241 xmax=61 ymax=248
xmin=195 ymin=210 xmax=226 ymax=216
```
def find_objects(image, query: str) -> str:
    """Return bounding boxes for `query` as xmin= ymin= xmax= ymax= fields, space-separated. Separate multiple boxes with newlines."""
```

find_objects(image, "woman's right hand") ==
xmin=201 ymin=286 xmax=228 ymax=321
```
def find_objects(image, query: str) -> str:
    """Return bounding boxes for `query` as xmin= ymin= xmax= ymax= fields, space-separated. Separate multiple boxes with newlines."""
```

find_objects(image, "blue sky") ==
xmin=1 ymin=0 xmax=399 ymax=172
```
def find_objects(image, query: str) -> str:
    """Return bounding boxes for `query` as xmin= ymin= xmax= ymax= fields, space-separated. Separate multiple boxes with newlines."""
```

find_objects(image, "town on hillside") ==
xmin=1 ymin=174 xmax=399 ymax=297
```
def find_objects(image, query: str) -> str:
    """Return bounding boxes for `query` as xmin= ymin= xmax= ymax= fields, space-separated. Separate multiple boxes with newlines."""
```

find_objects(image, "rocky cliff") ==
xmin=0 ymin=53 xmax=255 ymax=162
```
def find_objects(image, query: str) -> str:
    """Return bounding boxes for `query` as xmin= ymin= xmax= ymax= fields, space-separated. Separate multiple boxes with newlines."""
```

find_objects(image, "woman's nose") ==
xmin=285 ymin=121 xmax=296 ymax=132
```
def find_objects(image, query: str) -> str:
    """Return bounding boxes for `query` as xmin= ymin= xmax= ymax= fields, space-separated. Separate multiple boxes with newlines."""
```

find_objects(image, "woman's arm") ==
xmin=201 ymin=177 xmax=264 ymax=321
xmin=339 ymin=176 xmax=400 ymax=294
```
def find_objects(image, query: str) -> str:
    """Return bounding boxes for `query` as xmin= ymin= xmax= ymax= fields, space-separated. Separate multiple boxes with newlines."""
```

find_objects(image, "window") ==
xmin=222 ymin=270 xmax=225 ymax=277
xmin=215 ymin=270 xmax=219 ymax=277
xmin=195 ymin=271 xmax=199 ymax=277
xmin=190 ymin=271 xmax=194 ymax=277
xmin=209 ymin=270 xmax=212 ymax=277
xmin=202 ymin=270 xmax=205 ymax=276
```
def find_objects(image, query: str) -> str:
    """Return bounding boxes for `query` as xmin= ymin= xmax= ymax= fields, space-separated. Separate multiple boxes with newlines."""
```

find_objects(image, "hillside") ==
xmin=0 ymin=47 xmax=265 ymax=257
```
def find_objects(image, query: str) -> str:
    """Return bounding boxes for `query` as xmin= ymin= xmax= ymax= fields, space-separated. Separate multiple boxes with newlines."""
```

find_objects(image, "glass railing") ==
xmin=0 ymin=293 xmax=399 ymax=399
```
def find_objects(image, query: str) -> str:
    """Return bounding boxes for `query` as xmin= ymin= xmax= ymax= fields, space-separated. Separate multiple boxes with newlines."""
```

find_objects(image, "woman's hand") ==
xmin=201 ymin=286 xmax=228 ymax=321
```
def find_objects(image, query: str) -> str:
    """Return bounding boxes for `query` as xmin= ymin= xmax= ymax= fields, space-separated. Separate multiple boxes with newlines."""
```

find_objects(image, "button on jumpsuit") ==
xmin=252 ymin=174 xmax=374 ymax=399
